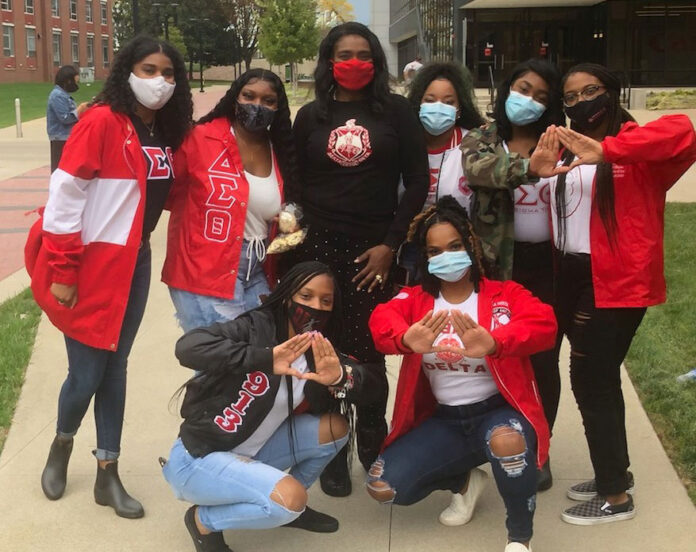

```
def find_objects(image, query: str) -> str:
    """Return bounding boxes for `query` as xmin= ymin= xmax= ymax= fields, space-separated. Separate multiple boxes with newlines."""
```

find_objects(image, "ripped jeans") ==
xmin=163 ymin=414 xmax=348 ymax=532
xmin=369 ymin=395 xmax=537 ymax=543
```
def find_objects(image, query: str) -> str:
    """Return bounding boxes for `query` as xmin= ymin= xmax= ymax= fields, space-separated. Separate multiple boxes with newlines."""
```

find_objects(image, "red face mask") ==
xmin=332 ymin=58 xmax=375 ymax=91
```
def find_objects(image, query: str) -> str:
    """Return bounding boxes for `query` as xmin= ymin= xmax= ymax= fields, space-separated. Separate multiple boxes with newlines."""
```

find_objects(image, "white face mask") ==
xmin=128 ymin=72 xmax=175 ymax=110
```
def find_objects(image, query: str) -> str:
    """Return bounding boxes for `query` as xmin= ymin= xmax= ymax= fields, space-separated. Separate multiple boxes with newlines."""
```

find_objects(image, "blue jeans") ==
xmin=57 ymin=244 xmax=151 ymax=461
xmin=169 ymin=240 xmax=270 ymax=332
xmin=370 ymin=396 xmax=537 ymax=543
xmin=163 ymin=414 xmax=348 ymax=531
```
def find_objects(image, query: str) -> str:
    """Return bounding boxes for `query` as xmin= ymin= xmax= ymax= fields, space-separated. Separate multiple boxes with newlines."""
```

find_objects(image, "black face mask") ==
xmin=64 ymin=79 xmax=79 ymax=93
xmin=288 ymin=300 xmax=331 ymax=334
xmin=235 ymin=102 xmax=276 ymax=133
xmin=565 ymin=93 xmax=610 ymax=131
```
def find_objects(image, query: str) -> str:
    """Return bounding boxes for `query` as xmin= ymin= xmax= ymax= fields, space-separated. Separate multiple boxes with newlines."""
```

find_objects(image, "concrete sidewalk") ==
xmin=0 ymin=103 xmax=695 ymax=551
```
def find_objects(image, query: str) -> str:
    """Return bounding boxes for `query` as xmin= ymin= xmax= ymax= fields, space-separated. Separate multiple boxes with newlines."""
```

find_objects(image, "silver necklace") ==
xmin=144 ymin=118 xmax=156 ymax=137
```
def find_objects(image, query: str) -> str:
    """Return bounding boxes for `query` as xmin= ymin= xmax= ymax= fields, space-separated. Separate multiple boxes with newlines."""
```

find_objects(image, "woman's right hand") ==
xmin=272 ymin=333 xmax=313 ymax=377
xmin=401 ymin=310 xmax=449 ymax=354
xmin=50 ymin=282 xmax=77 ymax=308
xmin=529 ymin=125 xmax=567 ymax=178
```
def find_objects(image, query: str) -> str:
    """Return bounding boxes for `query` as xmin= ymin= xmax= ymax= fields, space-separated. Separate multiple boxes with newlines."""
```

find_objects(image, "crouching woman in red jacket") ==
xmin=367 ymin=196 xmax=556 ymax=552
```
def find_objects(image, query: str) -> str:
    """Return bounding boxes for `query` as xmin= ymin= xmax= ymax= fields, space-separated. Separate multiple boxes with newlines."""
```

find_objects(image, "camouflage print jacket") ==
xmin=460 ymin=122 xmax=530 ymax=280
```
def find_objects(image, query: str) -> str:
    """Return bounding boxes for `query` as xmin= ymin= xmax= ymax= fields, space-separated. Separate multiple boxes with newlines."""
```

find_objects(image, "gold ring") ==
xmin=375 ymin=274 xmax=383 ymax=283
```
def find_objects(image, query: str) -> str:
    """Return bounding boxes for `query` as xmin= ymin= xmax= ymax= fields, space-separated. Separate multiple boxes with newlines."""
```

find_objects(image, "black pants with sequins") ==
xmin=287 ymin=226 xmax=392 ymax=470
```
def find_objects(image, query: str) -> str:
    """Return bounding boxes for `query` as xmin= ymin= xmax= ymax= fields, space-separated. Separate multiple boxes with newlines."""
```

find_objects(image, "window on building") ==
xmin=1 ymin=0 xmax=12 ymax=12
xmin=26 ymin=27 xmax=36 ymax=57
xmin=71 ymin=34 xmax=79 ymax=64
xmin=51 ymin=0 xmax=59 ymax=17
xmin=2 ymin=24 xmax=14 ymax=57
xmin=102 ymin=36 xmax=109 ymax=66
xmin=100 ymin=2 xmax=107 ymax=25
xmin=86 ymin=1 xmax=93 ymax=22
xmin=25 ymin=0 xmax=34 ymax=14
xmin=70 ymin=0 xmax=77 ymax=20
xmin=53 ymin=32 xmax=62 ymax=66
xmin=87 ymin=36 xmax=94 ymax=66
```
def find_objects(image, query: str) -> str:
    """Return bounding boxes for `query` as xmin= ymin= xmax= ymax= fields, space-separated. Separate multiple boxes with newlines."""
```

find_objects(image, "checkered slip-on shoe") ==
xmin=567 ymin=471 xmax=634 ymax=501
xmin=561 ymin=495 xmax=636 ymax=526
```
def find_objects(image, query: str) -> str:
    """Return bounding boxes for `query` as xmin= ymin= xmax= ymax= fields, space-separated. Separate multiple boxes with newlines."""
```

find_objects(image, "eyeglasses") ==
xmin=563 ymin=85 xmax=606 ymax=107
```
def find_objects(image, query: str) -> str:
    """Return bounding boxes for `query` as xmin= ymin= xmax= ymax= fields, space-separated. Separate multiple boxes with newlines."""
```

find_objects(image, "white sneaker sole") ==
xmin=439 ymin=468 xmax=488 ymax=526
xmin=561 ymin=508 xmax=636 ymax=526
xmin=567 ymin=486 xmax=635 ymax=501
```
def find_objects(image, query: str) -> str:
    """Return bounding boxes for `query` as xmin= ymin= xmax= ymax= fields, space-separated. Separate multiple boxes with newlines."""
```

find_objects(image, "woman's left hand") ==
xmin=352 ymin=244 xmax=394 ymax=292
xmin=556 ymin=127 xmax=604 ymax=169
xmin=449 ymin=311 xmax=497 ymax=358
xmin=304 ymin=334 xmax=343 ymax=386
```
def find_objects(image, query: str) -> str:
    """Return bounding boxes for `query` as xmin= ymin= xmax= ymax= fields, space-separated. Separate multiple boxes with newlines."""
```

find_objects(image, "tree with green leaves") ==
xmin=258 ymin=0 xmax=320 ymax=85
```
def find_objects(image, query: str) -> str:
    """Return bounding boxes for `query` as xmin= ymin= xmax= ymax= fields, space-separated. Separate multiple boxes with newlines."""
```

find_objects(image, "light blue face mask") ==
xmin=419 ymin=102 xmax=457 ymax=136
xmin=504 ymin=90 xmax=547 ymax=126
xmin=427 ymin=250 xmax=473 ymax=282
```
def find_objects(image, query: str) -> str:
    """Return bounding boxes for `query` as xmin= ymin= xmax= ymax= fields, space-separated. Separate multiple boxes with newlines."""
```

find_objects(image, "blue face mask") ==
xmin=419 ymin=102 xmax=457 ymax=136
xmin=427 ymin=250 xmax=472 ymax=282
xmin=504 ymin=90 xmax=547 ymax=126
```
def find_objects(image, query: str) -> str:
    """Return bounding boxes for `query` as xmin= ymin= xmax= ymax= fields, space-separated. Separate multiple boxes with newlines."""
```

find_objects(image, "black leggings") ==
xmin=556 ymin=253 xmax=645 ymax=496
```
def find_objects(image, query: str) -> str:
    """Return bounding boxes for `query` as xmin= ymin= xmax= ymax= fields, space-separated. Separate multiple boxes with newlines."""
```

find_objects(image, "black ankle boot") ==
xmin=41 ymin=435 xmax=73 ymax=500
xmin=537 ymin=459 xmax=553 ymax=492
xmin=356 ymin=419 xmax=387 ymax=472
xmin=94 ymin=459 xmax=144 ymax=518
xmin=185 ymin=506 xmax=233 ymax=552
xmin=319 ymin=445 xmax=352 ymax=497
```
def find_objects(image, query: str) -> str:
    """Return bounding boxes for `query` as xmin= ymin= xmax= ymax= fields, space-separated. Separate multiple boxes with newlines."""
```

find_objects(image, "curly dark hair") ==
xmin=492 ymin=58 xmax=565 ymax=143
xmin=93 ymin=34 xmax=192 ymax=150
xmin=313 ymin=22 xmax=391 ymax=121
xmin=196 ymin=68 xmax=299 ymax=199
xmin=407 ymin=195 xmax=487 ymax=296
xmin=407 ymin=61 xmax=484 ymax=131
xmin=555 ymin=63 xmax=636 ymax=250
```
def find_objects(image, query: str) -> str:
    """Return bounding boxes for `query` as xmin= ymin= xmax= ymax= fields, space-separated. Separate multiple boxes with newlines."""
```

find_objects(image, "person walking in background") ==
xmin=460 ymin=58 xmax=565 ymax=492
xmin=397 ymin=61 xmax=484 ymax=285
xmin=528 ymin=63 xmax=696 ymax=525
xmin=403 ymin=54 xmax=423 ymax=85
xmin=46 ymin=65 xmax=89 ymax=172
xmin=163 ymin=68 xmax=297 ymax=332
xmin=367 ymin=197 xmax=556 ymax=552
xmin=288 ymin=21 xmax=429 ymax=497
xmin=26 ymin=35 xmax=193 ymax=519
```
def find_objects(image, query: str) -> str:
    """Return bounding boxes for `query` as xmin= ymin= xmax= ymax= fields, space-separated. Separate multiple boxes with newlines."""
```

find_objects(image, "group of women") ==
xmin=26 ymin=20 xmax=696 ymax=552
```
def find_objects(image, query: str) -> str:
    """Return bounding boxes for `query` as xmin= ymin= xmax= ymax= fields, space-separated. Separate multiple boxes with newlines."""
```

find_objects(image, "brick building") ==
xmin=1 ymin=0 xmax=114 ymax=83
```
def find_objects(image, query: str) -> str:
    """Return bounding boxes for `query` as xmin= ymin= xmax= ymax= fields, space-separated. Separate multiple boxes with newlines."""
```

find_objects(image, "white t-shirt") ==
xmin=232 ymin=355 xmax=308 ymax=457
xmin=549 ymin=162 xmax=597 ymax=254
xmin=425 ymin=127 xmax=473 ymax=212
xmin=502 ymin=141 xmax=551 ymax=243
xmin=421 ymin=293 xmax=498 ymax=406
xmin=243 ymin=159 xmax=281 ymax=240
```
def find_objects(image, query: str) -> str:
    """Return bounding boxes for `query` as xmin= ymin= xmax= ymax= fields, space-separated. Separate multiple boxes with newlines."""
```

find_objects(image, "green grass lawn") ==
xmin=0 ymin=288 xmax=42 ymax=454
xmin=646 ymin=89 xmax=696 ymax=110
xmin=625 ymin=202 xmax=696 ymax=503
xmin=0 ymin=81 xmax=104 ymax=129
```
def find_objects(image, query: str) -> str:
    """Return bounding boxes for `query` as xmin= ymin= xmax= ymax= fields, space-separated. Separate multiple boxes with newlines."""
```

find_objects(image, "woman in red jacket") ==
xmin=28 ymin=36 xmax=193 ymax=518
xmin=529 ymin=63 xmax=696 ymax=525
xmin=367 ymin=196 xmax=556 ymax=552
xmin=163 ymin=69 xmax=296 ymax=332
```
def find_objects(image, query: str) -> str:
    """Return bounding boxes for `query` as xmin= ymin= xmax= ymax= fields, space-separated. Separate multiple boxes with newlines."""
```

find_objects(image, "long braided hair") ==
xmin=407 ymin=195 xmax=488 ymax=296
xmin=555 ymin=63 xmax=635 ymax=251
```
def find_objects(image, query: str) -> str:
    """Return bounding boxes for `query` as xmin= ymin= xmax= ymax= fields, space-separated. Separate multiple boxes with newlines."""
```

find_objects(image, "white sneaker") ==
xmin=504 ymin=543 xmax=531 ymax=552
xmin=438 ymin=467 xmax=488 ymax=526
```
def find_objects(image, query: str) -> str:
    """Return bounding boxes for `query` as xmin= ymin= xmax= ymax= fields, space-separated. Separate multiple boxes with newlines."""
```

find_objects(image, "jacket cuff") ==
xmin=601 ymin=140 xmax=615 ymax=164
xmin=51 ymin=270 xmax=78 ymax=286
xmin=395 ymin=332 xmax=412 ymax=354
xmin=382 ymin=233 xmax=403 ymax=253
xmin=252 ymin=347 xmax=275 ymax=375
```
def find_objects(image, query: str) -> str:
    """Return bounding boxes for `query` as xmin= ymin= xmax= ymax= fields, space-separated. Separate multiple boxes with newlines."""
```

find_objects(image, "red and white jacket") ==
xmin=25 ymin=105 xmax=149 ymax=351
xmin=369 ymin=279 xmax=557 ymax=467
xmin=162 ymin=117 xmax=283 ymax=299
xmin=588 ymin=114 xmax=696 ymax=307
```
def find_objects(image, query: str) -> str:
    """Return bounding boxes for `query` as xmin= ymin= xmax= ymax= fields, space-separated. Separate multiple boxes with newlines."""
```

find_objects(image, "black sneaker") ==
xmin=567 ymin=471 xmax=634 ymax=501
xmin=184 ymin=506 xmax=233 ymax=552
xmin=561 ymin=495 xmax=636 ymax=526
xmin=283 ymin=506 xmax=339 ymax=533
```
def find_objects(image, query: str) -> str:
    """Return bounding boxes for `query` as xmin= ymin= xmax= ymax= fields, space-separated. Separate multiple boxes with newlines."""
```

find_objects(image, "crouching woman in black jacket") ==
xmin=162 ymin=261 xmax=381 ymax=552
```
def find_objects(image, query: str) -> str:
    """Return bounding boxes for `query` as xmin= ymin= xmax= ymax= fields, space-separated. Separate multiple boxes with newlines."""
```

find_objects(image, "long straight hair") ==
xmin=554 ymin=63 xmax=635 ymax=250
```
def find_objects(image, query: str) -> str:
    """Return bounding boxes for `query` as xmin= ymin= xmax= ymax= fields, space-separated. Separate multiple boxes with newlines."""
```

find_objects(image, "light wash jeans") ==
xmin=162 ymin=414 xmax=348 ymax=532
xmin=169 ymin=239 xmax=270 ymax=332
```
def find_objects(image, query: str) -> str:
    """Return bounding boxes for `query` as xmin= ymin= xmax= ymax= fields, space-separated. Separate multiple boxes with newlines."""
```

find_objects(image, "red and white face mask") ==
xmin=332 ymin=58 xmax=375 ymax=91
